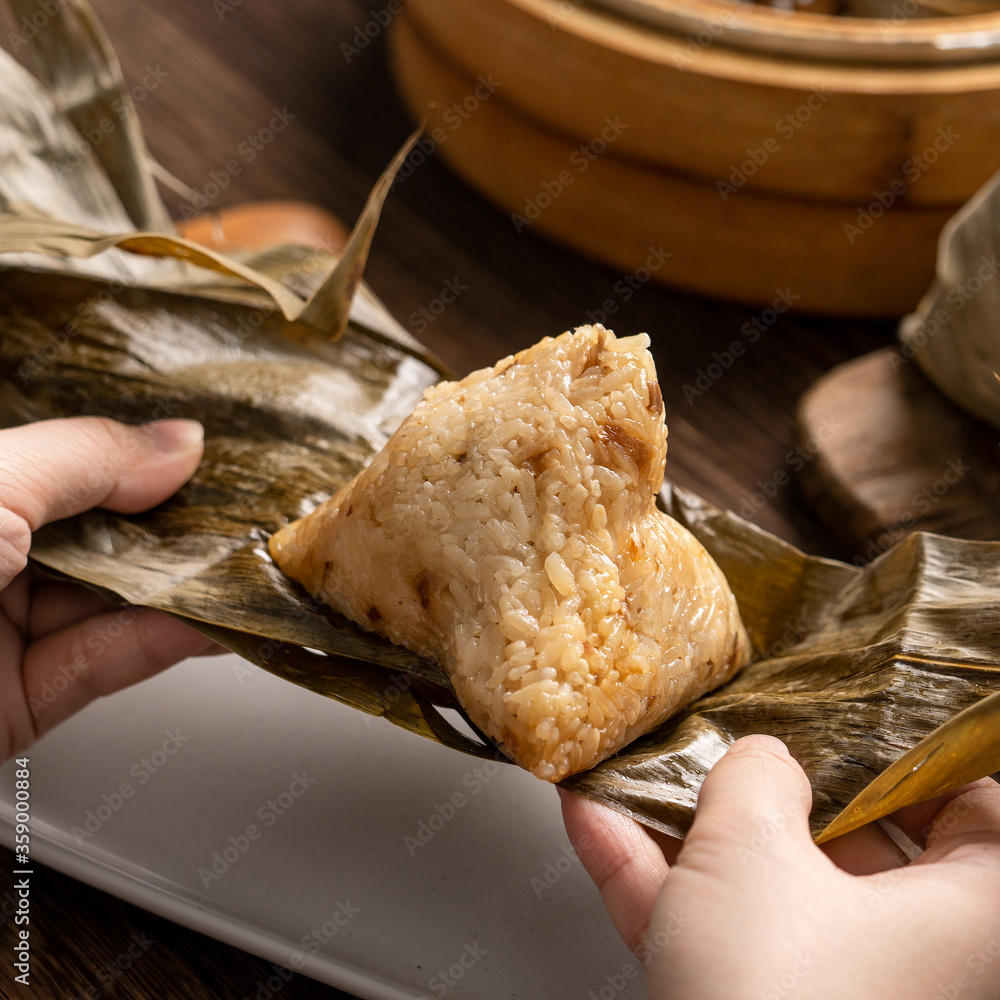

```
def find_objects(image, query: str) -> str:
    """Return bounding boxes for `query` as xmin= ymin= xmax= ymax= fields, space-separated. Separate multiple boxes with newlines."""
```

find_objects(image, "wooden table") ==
xmin=0 ymin=0 xmax=896 ymax=996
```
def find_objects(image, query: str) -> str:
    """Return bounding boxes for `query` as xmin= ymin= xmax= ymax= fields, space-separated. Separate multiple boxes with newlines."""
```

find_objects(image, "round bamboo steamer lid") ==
xmin=389 ymin=0 xmax=1000 ymax=315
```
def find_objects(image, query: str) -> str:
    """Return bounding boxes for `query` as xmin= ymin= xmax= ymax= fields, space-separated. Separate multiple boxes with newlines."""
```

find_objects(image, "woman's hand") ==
xmin=562 ymin=735 xmax=1000 ymax=1000
xmin=1 ymin=417 xmax=222 ymax=762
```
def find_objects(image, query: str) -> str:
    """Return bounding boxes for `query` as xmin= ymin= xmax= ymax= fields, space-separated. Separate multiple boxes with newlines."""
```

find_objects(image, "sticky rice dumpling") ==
xmin=269 ymin=326 xmax=750 ymax=780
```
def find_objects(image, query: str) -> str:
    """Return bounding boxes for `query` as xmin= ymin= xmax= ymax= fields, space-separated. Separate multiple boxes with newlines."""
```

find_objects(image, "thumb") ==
xmin=642 ymin=737 xmax=822 ymax=995
xmin=0 ymin=417 xmax=204 ymax=588
xmin=680 ymin=735 xmax=815 ymax=875
xmin=0 ymin=417 xmax=205 ymax=529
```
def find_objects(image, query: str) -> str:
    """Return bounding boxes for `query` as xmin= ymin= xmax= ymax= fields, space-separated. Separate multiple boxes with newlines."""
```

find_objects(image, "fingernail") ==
xmin=732 ymin=734 xmax=791 ymax=757
xmin=148 ymin=418 xmax=204 ymax=453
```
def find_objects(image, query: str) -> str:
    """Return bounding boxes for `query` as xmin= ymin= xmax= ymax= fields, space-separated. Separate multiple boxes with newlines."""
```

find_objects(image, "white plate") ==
xmin=0 ymin=653 xmax=645 ymax=1000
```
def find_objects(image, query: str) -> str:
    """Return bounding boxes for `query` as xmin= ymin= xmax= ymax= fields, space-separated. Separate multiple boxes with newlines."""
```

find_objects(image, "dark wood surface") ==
xmin=0 ymin=0 xmax=898 ymax=997
xmin=799 ymin=347 xmax=1000 ymax=559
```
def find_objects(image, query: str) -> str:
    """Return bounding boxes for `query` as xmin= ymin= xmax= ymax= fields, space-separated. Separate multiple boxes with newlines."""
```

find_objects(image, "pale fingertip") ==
xmin=727 ymin=734 xmax=791 ymax=758
xmin=146 ymin=418 xmax=205 ymax=455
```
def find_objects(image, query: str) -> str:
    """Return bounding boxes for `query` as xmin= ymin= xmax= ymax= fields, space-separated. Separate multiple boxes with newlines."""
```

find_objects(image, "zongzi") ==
xmin=269 ymin=326 xmax=750 ymax=780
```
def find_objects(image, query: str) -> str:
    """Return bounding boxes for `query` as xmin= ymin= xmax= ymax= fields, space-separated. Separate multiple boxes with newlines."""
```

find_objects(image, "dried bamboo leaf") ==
xmin=0 ymin=126 xmax=426 ymax=341
xmin=0 ymin=212 xmax=315 ymax=321
xmin=4 ymin=259 xmax=999 ymax=837
xmin=297 ymin=127 xmax=422 ymax=339
xmin=6 ymin=0 xmax=172 ymax=231
xmin=816 ymin=688 xmax=1000 ymax=843
xmin=2 ymin=0 xmax=996 ymax=842
xmin=563 ymin=490 xmax=1000 ymax=839
xmin=0 ymin=0 xmax=419 ymax=342
xmin=898 ymin=167 xmax=1000 ymax=430
xmin=0 ymin=49 xmax=132 ymax=231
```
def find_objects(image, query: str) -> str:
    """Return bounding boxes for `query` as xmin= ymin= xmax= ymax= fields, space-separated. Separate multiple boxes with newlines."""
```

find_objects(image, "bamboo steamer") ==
xmin=389 ymin=0 xmax=1000 ymax=316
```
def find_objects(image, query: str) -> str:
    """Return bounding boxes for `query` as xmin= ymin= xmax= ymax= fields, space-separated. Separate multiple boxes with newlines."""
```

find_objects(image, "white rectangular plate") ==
xmin=0 ymin=653 xmax=646 ymax=1000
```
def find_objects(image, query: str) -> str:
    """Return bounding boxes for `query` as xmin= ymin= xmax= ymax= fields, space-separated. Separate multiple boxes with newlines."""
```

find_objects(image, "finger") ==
xmin=886 ymin=779 xmax=1000 ymax=854
xmin=915 ymin=778 xmax=1000 ymax=864
xmin=0 ymin=564 xmax=32 ymax=628
xmin=819 ymin=820 xmax=910 ymax=874
xmin=680 ymin=735 xmax=815 ymax=875
xmin=647 ymin=828 xmax=684 ymax=867
xmin=559 ymin=789 xmax=670 ymax=955
xmin=28 ymin=581 xmax=113 ymax=640
xmin=14 ymin=608 xmax=219 ymax=749
xmin=0 ymin=416 xmax=204 ymax=530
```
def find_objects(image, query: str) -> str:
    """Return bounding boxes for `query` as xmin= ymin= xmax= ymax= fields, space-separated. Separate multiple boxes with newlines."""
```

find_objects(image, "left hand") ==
xmin=1 ymin=417 xmax=224 ymax=762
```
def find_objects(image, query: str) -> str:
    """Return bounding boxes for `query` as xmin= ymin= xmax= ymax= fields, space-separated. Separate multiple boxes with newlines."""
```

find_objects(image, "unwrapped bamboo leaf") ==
xmin=0 ymin=212 xmax=318 ymax=322
xmin=297 ymin=127 xmax=421 ymax=337
xmin=816 ymin=688 xmax=1000 ymax=842
xmin=563 ymin=487 xmax=1000 ymax=838
xmin=6 ymin=0 xmax=171 ymax=231
xmin=0 ymin=48 xmax=133 ymax=231
xmin=2 ymin=0 xmax=997 ymax=846
xmin=0 ymin=127 xmax=419 ymax=343
xmin=0 ymin=0 xmax=419 ymax=342
xmin=4 ymin=259 xmax=998 ymax=837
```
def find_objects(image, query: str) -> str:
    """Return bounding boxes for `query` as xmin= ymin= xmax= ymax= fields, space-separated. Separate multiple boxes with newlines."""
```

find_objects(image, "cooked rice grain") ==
xmin=269 ymin=326 xmax=751 ymax=781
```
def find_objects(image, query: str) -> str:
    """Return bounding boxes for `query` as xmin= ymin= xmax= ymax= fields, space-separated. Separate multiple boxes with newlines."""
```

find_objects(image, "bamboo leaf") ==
xmin=0 ymin=127 xmax=426 ymax=340
xmin=298 ymin=127 xmax=422 ymax=339
xmin=0 ymin=212 xmax=314 ymax=320
xmin=0 ymin=49 xmax=132 ymax=230
xmin=562 ymin=490 xmax=1000 ymax=839
xmin=6 ymin=0 xmax=172 ymax=232
xmin=816 ymin=688 xmax=1000 ymax=843
xmin=2 ymin=0 xmax=996 ymax=844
